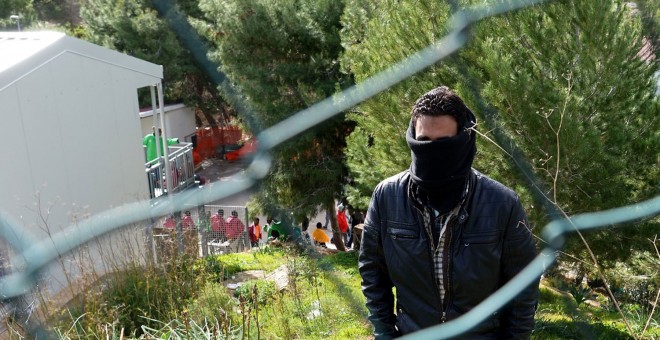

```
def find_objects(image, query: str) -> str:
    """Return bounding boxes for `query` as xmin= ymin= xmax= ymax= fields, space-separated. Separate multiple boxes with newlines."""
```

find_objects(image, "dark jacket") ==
xmin=359 ymin=169 xmax=539 ymax=339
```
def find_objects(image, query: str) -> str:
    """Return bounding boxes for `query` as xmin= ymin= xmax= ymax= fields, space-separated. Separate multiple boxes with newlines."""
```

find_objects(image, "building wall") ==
xmin=0 ymin=50 xmax=156 ymax=293
xmin=139 ymin=104 xmax=196 ymax=153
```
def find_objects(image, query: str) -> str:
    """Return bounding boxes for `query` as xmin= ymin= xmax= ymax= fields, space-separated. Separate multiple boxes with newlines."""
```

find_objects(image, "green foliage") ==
xmin=341 ymin=0 xmax=448 ymax=210
xmin=140 ymin=316 xmax=243 ymax=339
xmin=340 ymin=0 xmax=659 ymax=266
xmin=568 ymin=285 xmax=593 ymax=307
xmin=33 ymin=0 xmax=77 ymax=24
xmin=80 ymin=0 xmax=227 ymax=125
xmin=233 ymin=279 xmax=276 ymax=306
xmin=195 ymin=247 xmax=286 ymax=281
xmin=472 ymin=1 xmax=659 ymax=262
xmin=534 ymin=283 xmax=647 ymax=339
xmin=201 ymin=0 xmax=353 ymax=221
xmin=53 ymin=247 xmax=659 ymax=339
xmin=57 ymin=260 xmax=200 ymax=338
xmin=0 ymin=0 xmax=37 ymax=30
xmin=185 ymin=282 xmax=237 ymax=326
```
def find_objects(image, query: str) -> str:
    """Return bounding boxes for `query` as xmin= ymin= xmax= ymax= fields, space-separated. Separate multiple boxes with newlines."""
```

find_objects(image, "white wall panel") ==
xmin=0 ymin=38 xmax=162 ymax=295
xmin=0 ymin=86 xmax=37 ymax=244
xmin=15 ymin=64 xmax=71 ymax=236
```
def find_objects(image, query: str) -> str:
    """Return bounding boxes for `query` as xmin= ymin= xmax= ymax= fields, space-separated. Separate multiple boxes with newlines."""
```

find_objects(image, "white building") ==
xmin=139 ymin=103 xmax=197 ymax=144
xmin=0 ymin=31 xmax=179 ymax=297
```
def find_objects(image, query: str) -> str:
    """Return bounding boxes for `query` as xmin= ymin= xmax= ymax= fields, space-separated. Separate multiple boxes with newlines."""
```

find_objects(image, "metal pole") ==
xmin=150 ymin=86 xmax=161 ymax=163
xmin=10 ymin=15 xmax=20 ymax=31
xmin=156 ymin=82 xmax=172 ymax=195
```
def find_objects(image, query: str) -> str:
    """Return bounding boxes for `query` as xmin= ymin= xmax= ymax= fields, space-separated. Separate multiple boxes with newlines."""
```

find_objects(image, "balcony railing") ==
xmin=145 ymin=143 xmax=195 ymax=198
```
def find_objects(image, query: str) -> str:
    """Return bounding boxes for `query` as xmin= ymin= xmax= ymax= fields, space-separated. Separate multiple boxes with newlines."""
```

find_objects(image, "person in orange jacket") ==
xmin=248 ymin=217 xmax=262 ymax=247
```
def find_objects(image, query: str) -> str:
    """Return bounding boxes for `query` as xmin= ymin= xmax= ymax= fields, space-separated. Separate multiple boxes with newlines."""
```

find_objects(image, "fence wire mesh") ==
xmin=1 ymin=0 xmax=659 ymax=338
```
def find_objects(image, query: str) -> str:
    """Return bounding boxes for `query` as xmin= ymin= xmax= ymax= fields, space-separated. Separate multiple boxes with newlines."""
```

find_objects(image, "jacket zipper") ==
xmin=442 ymin=218 xmax=453 ymax=323
xmin=443 ymin=211 xmax=466 ymax=323
xmin=418 ymin=209 xmax=443 ymax=320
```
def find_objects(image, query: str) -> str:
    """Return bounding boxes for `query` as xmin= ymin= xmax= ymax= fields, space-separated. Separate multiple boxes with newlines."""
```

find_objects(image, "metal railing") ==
xmin=145 ymin=142 xmax=196 ymax=199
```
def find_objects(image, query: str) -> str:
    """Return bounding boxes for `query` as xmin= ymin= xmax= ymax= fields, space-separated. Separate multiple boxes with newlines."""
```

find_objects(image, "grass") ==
xmin=33 ymin=245 xmax=659 ymax=339
xmin=532 ymin=282 xmax=660 ymax=339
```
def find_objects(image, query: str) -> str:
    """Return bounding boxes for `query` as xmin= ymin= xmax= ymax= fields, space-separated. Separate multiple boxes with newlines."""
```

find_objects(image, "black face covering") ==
xmin=406 ymin=112 xmax=477 ymax=213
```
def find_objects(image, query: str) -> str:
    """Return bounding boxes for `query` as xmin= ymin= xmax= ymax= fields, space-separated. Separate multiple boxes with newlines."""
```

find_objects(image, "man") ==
xmin=359 ymin=86 xmax=539 ymax=339
xmin=225 ymin=210 xmax=246 ymax=241
xmin=337 ymin=204 xmax=349 ymax=245
xmin=248 ymin=217 xmax=263 ymax=247
xmin=181 ymin=211 xmax=196 ymax=229
xmin=143 ymin=127 xmax=180 ymax=163
xmin=347 ymin=206 xmax=363 ymax=248
xmin=210 ymin=209 xmax=226 ymax=242
xmin=312 ymin=222 xmax=330 ymax=247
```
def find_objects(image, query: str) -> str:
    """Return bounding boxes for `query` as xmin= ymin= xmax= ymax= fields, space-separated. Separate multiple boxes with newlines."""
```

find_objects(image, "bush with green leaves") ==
xmin=57 ymin=259 xmax=200 ymax=338
xmin=195 ymin=246 xmax=286 ymax=281
xmin=569 ymin=285 xmax=593 ymax=307
xmin=185 ymin=281 xmax=238 ymax=329
xmin=233 ymin=279 xmax=277 ymax=306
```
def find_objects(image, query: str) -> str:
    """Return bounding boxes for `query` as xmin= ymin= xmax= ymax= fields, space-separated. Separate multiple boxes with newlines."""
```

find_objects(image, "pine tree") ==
xmin=340 ymin=0 xmax=518 ymax=210
xmin=80 ymin=0 xmax=227 ymax=126
xmin=471 ymin=0 xmax=659 ymax=263
xmin=200 ymin=0 xmax=352 ymax=249
xmin=340 ymin=0 xmax=659 ymax=265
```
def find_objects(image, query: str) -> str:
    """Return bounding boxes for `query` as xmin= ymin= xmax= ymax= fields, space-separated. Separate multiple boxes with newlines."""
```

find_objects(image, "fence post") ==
xmin=199 ymin=205 xmax=208 ymax=257
xmin=175 ymin=211 xmax=183 ymax=255
xmin=145 ymin=217 xmax=155 ymax=265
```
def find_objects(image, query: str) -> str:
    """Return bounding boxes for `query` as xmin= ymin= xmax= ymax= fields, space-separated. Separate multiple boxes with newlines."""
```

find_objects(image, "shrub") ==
xmin=569 ymin=285 xmax=593 ymax=307
xmin=196 ymin=247 xmax=286 ymax=281
xmin=58 ymin=259 xmax=200 ymax=337
xmin=186 ymin=282 xmax=238 ymax=327
xmin=234 ymin=279 xmax=277 ymax=306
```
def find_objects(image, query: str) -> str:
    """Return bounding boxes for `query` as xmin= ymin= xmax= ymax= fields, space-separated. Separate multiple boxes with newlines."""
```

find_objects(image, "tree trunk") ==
xmin=326 ymin=200 xmax=346 ymax=251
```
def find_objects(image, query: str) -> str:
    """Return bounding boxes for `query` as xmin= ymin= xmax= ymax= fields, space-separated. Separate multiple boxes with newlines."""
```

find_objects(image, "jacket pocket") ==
xmin=395 ymin=308 xmax=420 ymax=335
xmin=384 ymin=224 xmax=425 ymax=262
xmin=461 ymin=230 xmax=500 ymax=245
xmin=386 ymin=227 xmax=419 ymax=240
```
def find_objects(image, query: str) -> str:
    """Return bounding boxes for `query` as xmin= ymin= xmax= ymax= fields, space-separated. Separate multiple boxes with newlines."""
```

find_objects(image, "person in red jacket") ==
xmin=210 ymin=209 xmax=226 ymax=241
xmin=163 ymin=214 xmax=176 ymax=229
xmin=337 ymin=204 xmax=349 ymax=245
xmin=182 ymin=211 xmax=196 ymax=230
xmin=225 ymin=210 xmax=245 ymax=240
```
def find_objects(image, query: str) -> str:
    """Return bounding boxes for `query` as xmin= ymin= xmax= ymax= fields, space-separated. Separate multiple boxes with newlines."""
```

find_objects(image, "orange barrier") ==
xmin=194 ymin=126 xmax=244 ymax=165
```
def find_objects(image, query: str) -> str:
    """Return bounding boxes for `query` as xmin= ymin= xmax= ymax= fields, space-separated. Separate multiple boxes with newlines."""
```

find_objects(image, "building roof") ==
xmin=139 ymin=103 xmax=188 ymax=118
xmin=0 ymin=31 xmax=162 ymax=91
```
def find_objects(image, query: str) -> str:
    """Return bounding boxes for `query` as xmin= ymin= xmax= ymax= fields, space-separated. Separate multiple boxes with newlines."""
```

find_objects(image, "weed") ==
xmin=569 ymin=285 xmax=593 ymax=307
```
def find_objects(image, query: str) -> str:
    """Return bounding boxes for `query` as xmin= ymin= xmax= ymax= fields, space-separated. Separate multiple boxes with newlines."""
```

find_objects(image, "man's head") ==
xmin=253 ymin=217 xmax=260 ymax=224
xmin=218 ymin=209 xmax=224 ymax=216
xmin=231 ymin=210 xmax=238 ymax=217
xmin=411 ymin=86 xmax=471 ymax=136
xmin=406 ymin=86 xmax=477 ymax=213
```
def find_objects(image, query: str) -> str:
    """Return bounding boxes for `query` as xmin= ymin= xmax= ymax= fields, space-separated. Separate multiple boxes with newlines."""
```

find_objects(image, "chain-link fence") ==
xmin=145 ymin=205 xmax=250 ymax=262
xmin=1 ymin=0 xmax=659 ymax=338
